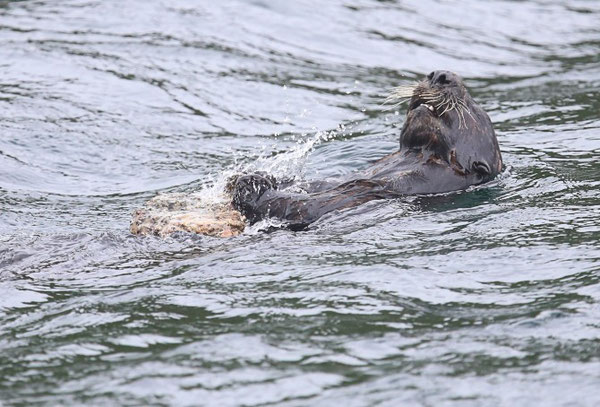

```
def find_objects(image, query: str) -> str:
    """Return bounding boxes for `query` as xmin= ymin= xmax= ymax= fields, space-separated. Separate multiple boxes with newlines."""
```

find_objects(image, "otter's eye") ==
xmin=429 ymin=71 xmax=453 ymax=86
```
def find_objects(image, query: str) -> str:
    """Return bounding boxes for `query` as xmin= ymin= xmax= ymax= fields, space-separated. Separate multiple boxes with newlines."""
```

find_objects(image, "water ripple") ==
xmin=1 ymin=0 xmax=600 ymax=405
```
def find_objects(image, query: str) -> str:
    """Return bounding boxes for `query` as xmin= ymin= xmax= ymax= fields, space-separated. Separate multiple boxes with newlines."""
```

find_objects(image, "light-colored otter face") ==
xmin=386 ymin=70 xmax=502 ymax=179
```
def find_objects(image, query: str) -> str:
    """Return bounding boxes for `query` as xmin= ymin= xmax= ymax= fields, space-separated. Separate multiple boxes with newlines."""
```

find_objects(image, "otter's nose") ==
xmin=427 ymin=70 xmax=458 ymax=85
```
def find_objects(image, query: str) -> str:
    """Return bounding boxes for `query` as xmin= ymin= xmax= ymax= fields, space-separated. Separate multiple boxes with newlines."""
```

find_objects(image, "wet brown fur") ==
xmin=231 ymin=71 xmax=503 ymax=230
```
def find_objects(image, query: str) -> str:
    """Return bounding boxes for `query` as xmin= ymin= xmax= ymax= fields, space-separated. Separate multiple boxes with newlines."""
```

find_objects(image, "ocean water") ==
xmin=1 ymin=0 xmax=599 ymax=405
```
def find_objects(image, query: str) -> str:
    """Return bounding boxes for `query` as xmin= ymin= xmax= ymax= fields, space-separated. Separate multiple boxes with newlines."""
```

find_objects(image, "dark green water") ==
xmin=1 ymin=0 xmax=599 ymax=405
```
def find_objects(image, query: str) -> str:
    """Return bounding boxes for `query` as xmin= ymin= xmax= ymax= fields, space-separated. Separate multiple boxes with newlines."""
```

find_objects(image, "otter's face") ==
xmin=398 ymin=71 xmax=502 ymax=179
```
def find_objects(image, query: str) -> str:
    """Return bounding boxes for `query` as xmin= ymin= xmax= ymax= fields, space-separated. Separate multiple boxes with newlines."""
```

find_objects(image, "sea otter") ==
xmin=232 ymin=70 xmax=502 ymax=230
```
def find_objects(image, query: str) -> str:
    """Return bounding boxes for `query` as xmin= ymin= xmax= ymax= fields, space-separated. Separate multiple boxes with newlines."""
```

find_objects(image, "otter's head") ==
xmin=388 ymin=71 xmax=502 ymax=180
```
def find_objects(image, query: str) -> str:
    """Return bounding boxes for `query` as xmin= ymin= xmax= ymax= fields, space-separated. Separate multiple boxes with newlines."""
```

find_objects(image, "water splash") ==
xmin=252 ymin=130 xmax=338 ymax=179
xmin=196 ymin=129 xmax=340 ymax=207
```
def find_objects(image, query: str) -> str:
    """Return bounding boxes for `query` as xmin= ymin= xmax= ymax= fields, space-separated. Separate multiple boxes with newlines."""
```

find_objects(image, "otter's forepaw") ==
xmin=226 ymin=171 xmax=278 ymax=194
xmin=231 ymin=174 xmax=277 ymax=221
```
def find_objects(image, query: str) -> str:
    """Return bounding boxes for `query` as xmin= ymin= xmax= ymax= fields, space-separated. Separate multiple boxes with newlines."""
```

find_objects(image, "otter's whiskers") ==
xmin=382 ymin=82 xmax=419 ymax=110
xmin=428 ymin=91 xmax=473 ymax=130
xmin=384 ymin=81 xmax=474 ymax=130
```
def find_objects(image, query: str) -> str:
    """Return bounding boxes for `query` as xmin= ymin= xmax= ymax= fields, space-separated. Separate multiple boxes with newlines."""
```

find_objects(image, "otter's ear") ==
xmin=472 ymin=160 xmax=491 ymax=177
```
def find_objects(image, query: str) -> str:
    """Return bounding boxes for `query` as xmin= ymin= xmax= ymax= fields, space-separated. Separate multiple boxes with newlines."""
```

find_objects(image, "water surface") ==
xmin=1 ymin=0 xmax=600 ymax=405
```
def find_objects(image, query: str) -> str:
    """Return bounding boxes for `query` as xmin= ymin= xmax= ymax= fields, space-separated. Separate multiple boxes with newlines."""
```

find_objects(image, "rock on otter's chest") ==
xmin=130 ymin=193 xmax=246 ymax=238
